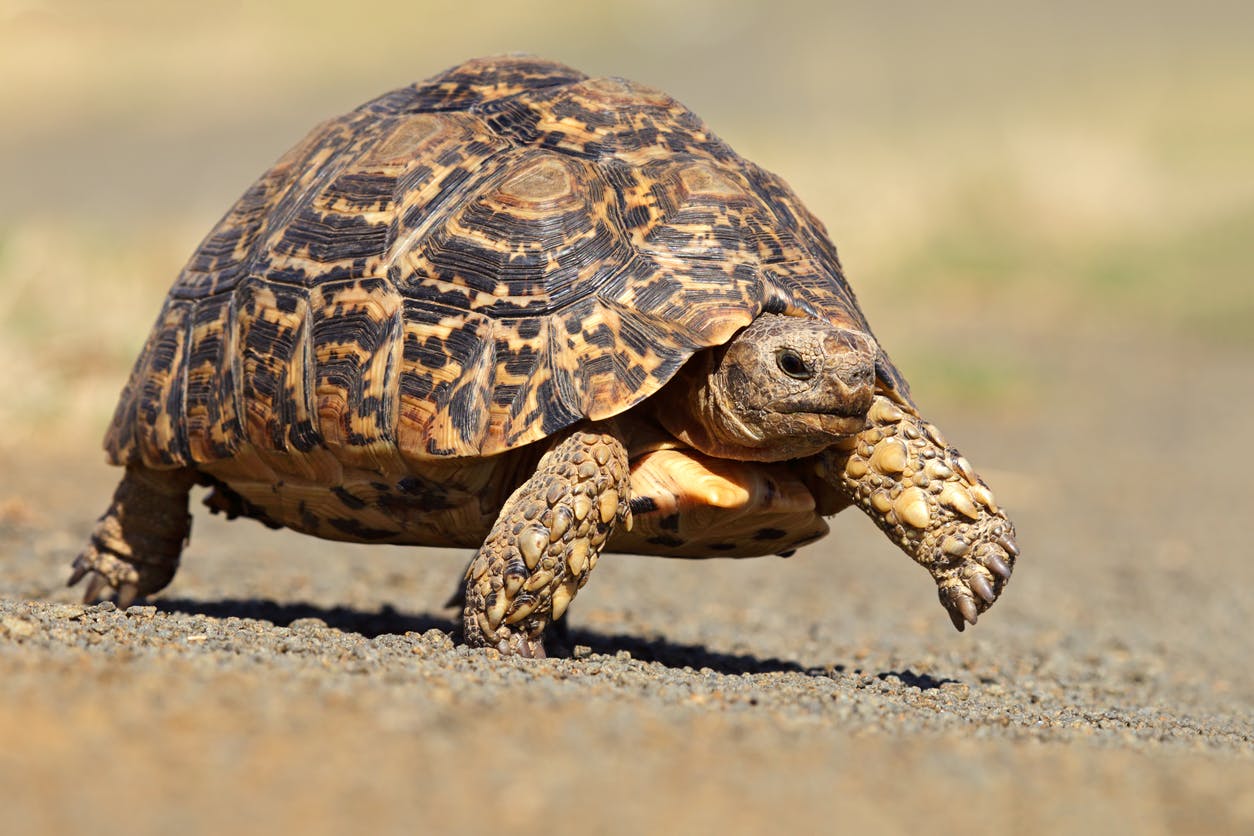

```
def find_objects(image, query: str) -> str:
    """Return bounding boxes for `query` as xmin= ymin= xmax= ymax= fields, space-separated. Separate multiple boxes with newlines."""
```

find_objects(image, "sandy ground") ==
xmin=1 ymin=323 xmax=1251 ymax=835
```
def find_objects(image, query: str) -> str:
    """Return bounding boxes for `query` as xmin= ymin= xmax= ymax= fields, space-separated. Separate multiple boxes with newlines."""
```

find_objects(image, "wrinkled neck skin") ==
xmin=654 ymin=351 xmax=851 ymax=462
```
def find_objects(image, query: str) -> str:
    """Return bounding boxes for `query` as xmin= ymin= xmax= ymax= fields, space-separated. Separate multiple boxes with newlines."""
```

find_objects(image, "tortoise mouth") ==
xmin=761 ymin=412 xmax=870 ymax=460
xmin=809 ymin=412 xmax=870 ymax=437
xmin=768 ymin=403 xmax=872 ymax=437
xmin=772 ymin=388 xmax=874 ymax=419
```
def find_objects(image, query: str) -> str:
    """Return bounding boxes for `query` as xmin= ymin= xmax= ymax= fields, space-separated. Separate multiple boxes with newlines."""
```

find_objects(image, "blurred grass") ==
xmin=1 ymin=0 xmax=1252 ymax=452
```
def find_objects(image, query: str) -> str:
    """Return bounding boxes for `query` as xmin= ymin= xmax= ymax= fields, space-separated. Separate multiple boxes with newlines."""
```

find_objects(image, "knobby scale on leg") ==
xmin=461 ymin=429 xmax=631 ymax=657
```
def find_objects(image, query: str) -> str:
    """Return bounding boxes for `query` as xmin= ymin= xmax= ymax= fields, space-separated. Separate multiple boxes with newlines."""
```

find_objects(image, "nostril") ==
xmin=841 ymin=363 xmax=874 ymax=388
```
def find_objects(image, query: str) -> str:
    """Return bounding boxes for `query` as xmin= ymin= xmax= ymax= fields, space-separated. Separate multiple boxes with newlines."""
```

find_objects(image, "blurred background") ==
xmin=2 ymin=0 xmax=1251 ymax=453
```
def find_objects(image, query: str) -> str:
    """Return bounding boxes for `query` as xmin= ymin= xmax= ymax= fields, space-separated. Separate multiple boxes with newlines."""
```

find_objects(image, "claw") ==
xmin=947 ymin=607 xmax=966 ymax=632
xmin=116 ymin=582 xmax=140 ymax=610
xmin=995 ymin=534 xmax=1020 ymax=558
xmin=502 ymin=635 xmax=546 ymax=659
xmin=67 ymin=565 xmax=89 ymax=588
xmin=969 ymin=573 xmax=996 ymax=604
xmin=942 ymin=584 xmax=979 ymax=631
xmin=986 ymin=553 xmax=1013 ymax=581
xmin=956 ymin=595 xmax=979 ymax=627
xmin=82 ymin=574 xmax=109 ymax=604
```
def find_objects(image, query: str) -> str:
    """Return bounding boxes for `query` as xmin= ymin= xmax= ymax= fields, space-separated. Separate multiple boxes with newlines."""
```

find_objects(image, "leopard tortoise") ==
xmin=72 ymin=56 xmax=1019 ymax=656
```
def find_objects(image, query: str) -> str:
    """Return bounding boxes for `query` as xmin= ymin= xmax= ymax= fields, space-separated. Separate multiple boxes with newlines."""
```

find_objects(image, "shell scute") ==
xmin=370 ymin=55 xmax=590 ymax=115
xmin=478 ymin=76 xmax=727 ymax=166
xmin=308 ymin=277 xmax=404 ymax=470
xmin=234 ymin=279 xmax=314 ymax=456
xmin=396 ymin=300 xmax=495 ymax=458
xmin=396 ymin=149 xmax=631 ymax=320
xmin=183 ymin=293 xmax=241 ymax=462
xmin=131 ymin=299 xmax=193 ymax=467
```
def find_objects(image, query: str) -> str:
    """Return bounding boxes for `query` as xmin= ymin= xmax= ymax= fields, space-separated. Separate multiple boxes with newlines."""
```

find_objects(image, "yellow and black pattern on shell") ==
xmin=105 ymin=55 xmax=911 ymax=469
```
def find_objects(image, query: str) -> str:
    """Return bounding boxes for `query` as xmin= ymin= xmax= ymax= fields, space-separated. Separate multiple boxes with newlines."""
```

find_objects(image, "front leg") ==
xmin=821 ymin=395 xmax=1020 ymax=631
xmin=462 ymin=427 xmax=631 ymax=657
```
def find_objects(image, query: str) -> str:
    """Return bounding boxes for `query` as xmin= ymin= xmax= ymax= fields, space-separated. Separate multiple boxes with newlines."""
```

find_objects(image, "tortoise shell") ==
xmin=105 ymin=55 xmax=911 ymax=470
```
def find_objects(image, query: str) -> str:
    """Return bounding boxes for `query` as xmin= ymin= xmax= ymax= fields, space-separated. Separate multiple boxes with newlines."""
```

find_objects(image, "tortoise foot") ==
xmin=825 ymin=396 xmax=1021 ymax=631
xmin=68 ymin=544 xmax=143 ymax=608
xmin=69 ymin=465 xmax=194 ymax=608
xmin=935 ymin=520 xmax=1018 ymax=630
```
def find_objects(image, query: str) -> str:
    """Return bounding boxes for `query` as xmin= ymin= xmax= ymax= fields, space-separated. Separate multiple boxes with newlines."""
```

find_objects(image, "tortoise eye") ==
xmin=776 ymin=348 xmax=813 ymax=380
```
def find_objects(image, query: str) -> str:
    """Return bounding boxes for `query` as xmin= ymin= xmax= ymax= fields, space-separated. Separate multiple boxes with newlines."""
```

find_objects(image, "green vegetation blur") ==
xmin=1 ymin=0 xmax=1251 ymax=450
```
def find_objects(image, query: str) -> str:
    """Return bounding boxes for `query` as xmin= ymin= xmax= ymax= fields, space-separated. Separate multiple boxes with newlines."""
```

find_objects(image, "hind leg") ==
xmin=70 ymin=465 xmax=197 ymax=608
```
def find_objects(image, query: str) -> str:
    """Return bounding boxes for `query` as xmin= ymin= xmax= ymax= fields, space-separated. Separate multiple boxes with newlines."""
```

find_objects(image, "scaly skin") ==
xmin=461 ymin=428 xmax=632 ymax=657
xmin=820 ymin=395 xmax=1019 ymax=630
xmin=69 ymin=465 xmax=196 ymax=609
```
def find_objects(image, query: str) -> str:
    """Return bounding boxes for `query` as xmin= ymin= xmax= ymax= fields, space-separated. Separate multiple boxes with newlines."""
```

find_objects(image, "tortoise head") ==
xmin=659 ymin=313 xmax=877 ymax=462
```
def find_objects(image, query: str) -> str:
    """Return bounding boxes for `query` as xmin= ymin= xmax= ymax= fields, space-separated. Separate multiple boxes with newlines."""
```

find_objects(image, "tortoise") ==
xmin=72 ymin=55 xmax=1019 ymax=657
